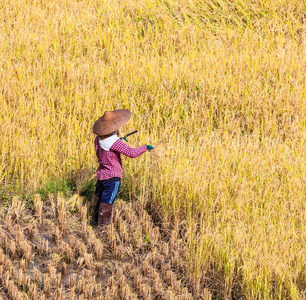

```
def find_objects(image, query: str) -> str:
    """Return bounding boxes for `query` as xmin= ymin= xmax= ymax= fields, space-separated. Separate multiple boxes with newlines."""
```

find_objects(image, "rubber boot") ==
xmin=92 ymin=195 xmax=100 ymax=226
xmin=98 ymin=203 xmax=113 ymax=230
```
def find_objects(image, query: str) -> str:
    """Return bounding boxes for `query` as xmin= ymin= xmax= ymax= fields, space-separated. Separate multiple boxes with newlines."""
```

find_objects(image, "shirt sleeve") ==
xmin=110 ymin=139 xmax=147 ymax=158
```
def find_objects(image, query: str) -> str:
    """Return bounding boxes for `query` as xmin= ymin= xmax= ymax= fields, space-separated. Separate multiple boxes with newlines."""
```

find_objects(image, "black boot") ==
xmin=98 ymin=203 xmax=113 ymax=230
xmin=92 ymin=195 xmax=100 ymax=225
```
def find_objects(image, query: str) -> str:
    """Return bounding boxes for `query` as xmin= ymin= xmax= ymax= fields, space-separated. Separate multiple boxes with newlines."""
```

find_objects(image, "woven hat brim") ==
xmin=93 ymin=109 xmax=131 ymax=136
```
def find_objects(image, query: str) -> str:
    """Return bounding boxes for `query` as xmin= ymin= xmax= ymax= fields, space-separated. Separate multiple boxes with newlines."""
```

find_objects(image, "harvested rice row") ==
xmin=0 ymin=196 xmax=209 ymax=299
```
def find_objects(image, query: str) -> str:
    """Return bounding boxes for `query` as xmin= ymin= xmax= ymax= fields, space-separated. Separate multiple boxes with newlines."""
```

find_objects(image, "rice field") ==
xmin=1 ymin=0 xmax=306 ymax=298
xmin=0 ymin=194 xmax=208 ymax=299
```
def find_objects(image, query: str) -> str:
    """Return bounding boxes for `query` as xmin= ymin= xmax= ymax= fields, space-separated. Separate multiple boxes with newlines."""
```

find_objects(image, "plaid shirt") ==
xmin=94 ymin=136 xmax=147 ymax=180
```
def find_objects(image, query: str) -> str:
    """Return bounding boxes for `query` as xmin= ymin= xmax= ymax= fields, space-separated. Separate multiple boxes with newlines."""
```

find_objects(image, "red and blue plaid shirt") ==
xmin=94 ymin=136 xmax=147 ymax=180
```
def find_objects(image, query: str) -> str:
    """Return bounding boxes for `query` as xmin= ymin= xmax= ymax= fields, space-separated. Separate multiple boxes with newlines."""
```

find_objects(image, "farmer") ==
xmin=92 ymin=109 xmax=153 ymax=230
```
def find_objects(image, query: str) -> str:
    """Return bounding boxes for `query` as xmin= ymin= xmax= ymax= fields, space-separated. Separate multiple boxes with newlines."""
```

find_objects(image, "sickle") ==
xmin=124 ymin=130 xmax=138 ymax=138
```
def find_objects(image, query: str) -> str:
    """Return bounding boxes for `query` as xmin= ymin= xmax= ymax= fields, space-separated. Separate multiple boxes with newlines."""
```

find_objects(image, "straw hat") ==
xmin=93 ymin=109 xmax=131 ymax=136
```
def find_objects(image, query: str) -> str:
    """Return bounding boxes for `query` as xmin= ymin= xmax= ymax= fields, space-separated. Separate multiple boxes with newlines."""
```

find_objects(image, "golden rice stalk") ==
xmin=110 ymin=231 xmax=117 ymax=252
xmin=162 ymin=242 xmax=169 ymax=258
xmin=19 ymin=259 xmax=26 ymax=271
xmin=83 ymin=269 xmax=93 ymax=279
xmin=43 ymin=273 xmax=51 ymax=296
xmin=84 ymin=253 xmax=94 ymax=269
xmin=116 ymin=267 xmax=124 ymax=285
xmin=33 ymin=267 xmax=40 ymax=284
xmin=107 ymin=275 xmax=115 ymax=288
xmin=29 ymin=282 xmax=38 ymax=300
xmin=139 ymin=283 xmax=152 ymax=300
xmin=140 ymin=210 xmax=153 ymax=233
xmin=115 ymin=201 xmax=124 ymax=211
xmin=5 ymin=270 xmax=10 ymax=289
xmin=61 ymin=262 xmax=67 ymax=275
xmin=123 ymin=263 xmax=132 ymax=274
xmin=58 ymin=209 xmax=66 ymax=232
xmin=134 ymin=272 xmax=142 ymax=292
xmin=142 ymin=260 xmax=150 ymax=277
xmin=104 ymin=287 xmax=112 ymax=300
xmin=118 ymin=274 xmax=127 ymax=290
xmin=68 ymin=234 xmax=76 ymax=248
xmin=133 ymin=230 xmax=143 ymax=249
xmin=94 ymin=239 xmax=103 ymax=261
xmin=51 ymin=253 xmax=61 ymax=268
xmin=52 ymin=225 xmax=61 ymax=244
xmin=153 ymin=275 xmax=163 ymax=295
xmin=69 ymin=285 xmax=76 ymax=299
xmin=7 ymin=197 xmax=24 ymax=224
xmin=65 ymin=245 xmax=74 ymax=264
xmin=68 ymin=274 xmax=76 ymax=289
xmin=77 ymin=197 xmax=84 ymax=214
xmin=171 ymin=277 xmax=181 ymax=294
xmin=7 ymin=279 xmax=20 ymax=300
xmin=81 ymin=219 xmax=88 ymax=236
xmin=3 ymin=257 xmax=16 ymax=278
xmin=118 ymin=220 xmax=129 ymax=244
xmin=47 ymin=264 xmax=57 ymax=285
xmin=57 ymin=273 xmax=62 ymax=288
xmin=56 ymin=194 xmax=66 ymax=212
xmin=121 ymin=283 xmax=131 ymax=299
xmin=0 ymin=265 xmax=3 ymax=281
xmin=165 ymin=288 xmax=175 ymax=300
xmin=78 ymin=242 xmax=87 ymax=256
xmin=41 ymin=293 xmax=47 ymax=300
xmin=84 ymin=283 xmax=94 ymax=299
xmin=33 ymin=194 xmax=43 ymax=224
xmin=5 ymin=215 xmax=12 ymax=231
xmin=48 ymin=195 xmax=56 ymax=216
xmin=201 ymin=288 xmax=212 ymax=300
xmin=15 ymin=229 xmax=24 ymax=244
xmin=38 ymin=238 xmax=49 ymax=256
xmin=79 ymin=205 xmax=88 ymax=221
xmin=114 ymin=246 xmax=123 ymax=260
xmin=66 ymin=194 xmax=80 ymax=211
xmin=0 ymin=231 xmax=6 ymax=249
xmin=25 ymin=223 xmax=35 ymax=242
xmin=56 ymin=287 xmax=64 ymax=300
xmin=110 ymin=285 xmax=118 ymax=299
xmin=181 ymin=287 xmax=193 ymax=300
xmin=57 ymin=194 xmax=67 ymax=231
xmin=87 ymin=226 xmax=97 ymax=241
xmin=130 ymin=294 xmax=138 ymax=300
xmin=77 ymin=277 xmax=86 ymax=295
xmin=171 ymin=251 xmax=181 ymax=270
xmin=9 ymin=240 xmax=16 ymax=258
xmin=165 ymin=270 xmax=175 ymax=285
xmin=75 ymin=257 xmax=84 ymax=270
xmin=19 ymin=241 xmax=32 ymax=262
xmin=169 ymin=228 xmax=179 ymax=250
xmin=74 ymin=239 xmax=80 ymax=253
xmin=95 ymin=262 xmax=104 ymax=275
xmin=94 ymin=283 xmax=103 ymax=298
xmin=24 ymin=275 xmax=31 ymax=293
xmin=17 ymin=268 xmax=24 ymax=287
xmin=149 ymin=227 xmax=160 ymax=247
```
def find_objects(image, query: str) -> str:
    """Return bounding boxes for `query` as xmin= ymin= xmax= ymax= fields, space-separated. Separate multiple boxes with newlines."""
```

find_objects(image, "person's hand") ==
xmin=120 ymin=137 xmax=128 ymax=142
xmin=146 ymin=145 xmax=154 ymax=151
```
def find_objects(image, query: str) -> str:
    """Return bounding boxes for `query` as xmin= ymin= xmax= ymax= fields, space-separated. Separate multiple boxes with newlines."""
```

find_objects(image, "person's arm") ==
xmin=111 ymin=139 xmax=147 ymax=158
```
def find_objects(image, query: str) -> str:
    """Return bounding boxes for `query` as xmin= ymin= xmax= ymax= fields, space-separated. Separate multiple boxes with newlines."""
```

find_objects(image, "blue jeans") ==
xmin=95 ymin=179 xmax=121 ymax=204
